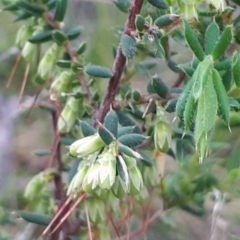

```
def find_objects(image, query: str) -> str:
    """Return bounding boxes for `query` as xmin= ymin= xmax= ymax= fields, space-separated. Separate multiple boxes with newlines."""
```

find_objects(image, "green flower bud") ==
xmin=122 ymin=154 xmax=137 ymax=169
xmin=135 ymin=186 xmax=149 ymax=203
xmin=207 ymin=0 xmax=225 ymax=11
xmin=21 ymin=41 xmax=37 ymax=62
xmin=140 ymin=164 xmax=160 ymax=187
xmin=129 ymin=166 xmax=143 ymax=195
xmin=180 ymin=3 xmax=198 ymax=20
xmin=98 ymin=151 xmax=116 ymax=190
xmin=111 ymin=175 xmax=128 ymax=199
xmin=50 ymin=71 xmax=72 ymax=101
xmin=87 ymin=199 xmax=105 ymax=224
xmin=82 ymin=162 xmax=101 ymax=192
xmin=16 ymin=25 xmax=32 ymax=49
xmin=37 ymin=43 xmax=59 ymax=79
xmin=69 ymin=134 xmax=105 ymax=158
xmin=67 ymin=161 xmax=90 ymax=195
xmin=24 ymin=172 xmax=46 ymax=200
xmin=57 ymin=96 xmax=81 ymax=134
xmin=154 ymin=121 xmax=172 ymax=152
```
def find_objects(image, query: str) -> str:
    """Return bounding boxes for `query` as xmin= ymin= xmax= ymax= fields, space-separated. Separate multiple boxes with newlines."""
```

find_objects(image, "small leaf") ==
xmin=3 ymin=3 xmax=19 ymax=11
xmin=151 ymin=76 xmax=169 ymax=98
xmin=104 ymin=110 xmax=118 ymax=138
xmin=214 ymin=58 xmax=232 ymax=71
xmin=229 ymin=98 xmax=240 ymax=110
xmin=118 ymin=133 xmax=146 ymax=147
xmin=147 ymin=0 xmax=169 ymax=9
xmin=119 ymin=145 xmax=143 ymax=160
xmin=79 ymin=120 xmax=95 ymax=137
xmin=154 ymin=14 xmax=179 ymax=28
xmin=175 ymin=77 xmax=195 ymax=118
xmin=76 ymin=42 xmax=87 ymax=55
xmin=135 ymin=14 xmax=145 ymax=32
xmin=168 ymin=60 xmax=179 ymax=73
xmin=85 ymin=65 xmax=113 ymax=78
xmin=33 ymin=149 xmax=51 ymax=157
xmin=17 ymin=0 xmax=45 ymax=17
xmin=98 ymin=125 xmax=115 ymax=145
xmin=165 ymin=98 xmax=178 ymax=113
xmin=28 ymin=30 xmax=52 ymax=44
xmin=222 ymin=68 xmax=233 ymax=91
xmin=183 ymin=91 xmax=196 ymax=131
xmin=114 ymin=1 xmax=128 ymax=13
xmin=118 ymin=126 xmax=135 ymax=138
xmin=13 ymin=12 xmax=32 ymax=22
xmin=205 ymin=21 xmax=220 ymax=54
xmin=67 ymin=26 xmax=83 ymax=40
xmin=212 ymin=68 xmax=230 ymax=124
xmin=184 ymin=20 xmax=205 ymax=61
xmin=232 ymin=51 xmax=240 ymax=88
xmin=56 ymin=60 xmax=72 ymax=69
xmin=212 ymin=25 xmax=233 ymax=61
xmin=15 ymin=211 xmax=51 ymax=226
xmin=52 ymin=30 xmax=67 ymax=46
xmin=178 ymin=65 xmax=194 ymax=77
xmin=195 ymin=79 xmax=218 ymax=145
xmin=192 ymin=57 xmax=213 ymax=100
xmin=121 ymin=34 xmax=137 ymax=59
xmin=54 ymin=0 xmax=68 ymax=22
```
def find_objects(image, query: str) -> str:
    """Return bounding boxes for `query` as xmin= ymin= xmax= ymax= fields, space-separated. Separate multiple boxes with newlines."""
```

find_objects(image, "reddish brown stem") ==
xmin=94 ymin=0 xmax=144 ymax=125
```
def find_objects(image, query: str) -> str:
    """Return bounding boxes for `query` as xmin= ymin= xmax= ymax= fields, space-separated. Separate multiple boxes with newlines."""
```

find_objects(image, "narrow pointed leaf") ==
xmin=54 ymin=0 xmax=68 ymax=22
xmin=232 ymin=52 xmax=240 ymax=87
xmin=151 ymin=76 xmax=169 ymax=98
xmin=184 ymin=20 xmax=205 ymax=61
xmin=67 ymin=26 xmax=83 ymax=40
xmin=212 ymin=25 xmax=233 ymax=61
xmin=205 ymin=21 xmax=220 ymax=54
xmin=28 ymin=30 xmax=52 ymax=44
xmin=98 ymin=125 xmax=115 ymax=145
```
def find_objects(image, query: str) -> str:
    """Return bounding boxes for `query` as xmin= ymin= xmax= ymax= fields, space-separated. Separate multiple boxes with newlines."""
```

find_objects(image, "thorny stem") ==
xmin=94 ymin=0 xmax=144 ymax=125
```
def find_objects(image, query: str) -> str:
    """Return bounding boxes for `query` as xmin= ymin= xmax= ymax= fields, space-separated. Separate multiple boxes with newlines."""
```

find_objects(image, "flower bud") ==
xmin=154 ymin=121 xmax=171 ymax=152
xmin=98 ymin=151 xmax=116 ymax=190
xmin=69 ymin=134 xmax=105 ymax=158
xmin=207 ymin=0 xmax=225 ymax=11
xmin=122 ymin=154 xmax=137 ymax=169
xmin=24 ymin=172 xmax=45 ymax=200
xmin=87 ymin=198 xmax=105 ymax=224
xmin=16 ymin=25 xmax=32 ymax=49
xmin=67 ymin=161 xmax=90 ymax=195
xmin=129 ymin=166 xmax=143 ymax=195
xmin=57 ymin=96 xmax=81 ymax=134
xmin=140 ymin=163 xmax=160 ymax=187
xmin=135 ymin=186 xmax=149 ymax=203
xmin=82 ymin=162 xmax=101 ymax=193
xmin=111 ymin=175 xmax=128 ymax=199
xmin=50 ymin=71 xmax=72 ymax=101
xmin=180 ymin=3 xmax=198 ymax=20
xmin=37 ymin=43 xmax=59 ymax=79
xmin=21 ymin=42 xmax=37 ymax=62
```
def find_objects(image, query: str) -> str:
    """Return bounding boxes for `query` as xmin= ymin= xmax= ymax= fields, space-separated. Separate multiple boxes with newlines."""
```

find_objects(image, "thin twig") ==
xmin=94 ymin=0 xmax=144 ymax=125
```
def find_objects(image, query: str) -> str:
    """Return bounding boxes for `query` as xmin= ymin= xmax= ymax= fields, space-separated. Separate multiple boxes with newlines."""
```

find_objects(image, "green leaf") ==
xmin=79 ymin=120 xmax=95 ymax=137
xmin=151 ymin=76 xmax=169 ymax=98
xmin=3 ymin=3 xmax=18 ymax=11
xmin=212 ymin=68 xmax=230 ymax=124
xmin=154 ymin=14 xmax=179 ymax=28
xmin=117 ymin=155 xmax=129 ymax=187
xmin=228 ymin=146 xmax=240 ymax=171
xmin=212 ymin=25 xmax=233 ymax=61
xmin=33 ymin=149 xmax=51 ymax=157
xmin=214 ymin=58 xmax=232 ymax=71
xmin=175 ymin=77 xmax=195 ymax=118
xmin=67 ymin=26 xmax=83 ymax=40
xmin=98 ymin=125 xmax=115 ymax=145
xmin=178 ymin=65 xmax=194 ymax=77
xmin=184 ymin=20 xmax=205 ymax=61
xmin=68 ymin=158 xmax=81 ymax=183
xmin=76 ymin=42 xmax=87 ymax=55
xmin=205 ymin=21 xmax=220 ymax=54
xmin=52 ymin=30 xmax=67 ymax=46
xmin=147 ymin=0 xmax=169 ymax=9
xmin=183 ymin=90 xmax=196 ymax=131
xmin=232 ymin=51 xmax=240 ymax=88
xmin=168 ymin=60 xmax=179 ymax=73
xmin=13 ymin=12 xmax=32 ymax=22
xmin=118 ymin=133 xmax=146 ymax=147
xmin=192 ymin=57 xmax=213 ymax=100
xmin=121 ymin=34 xmax=137 ymax=59
xmin=54 ymin=0 xmax=68 ymax=22
xmin=135 ymin=15 xmax=145 ymax=32
xmin=195 ymin=79 xmax=218 ymax=145
xmin=118 ymin=126 xmax=135 ymax=138
xmin=229 ymin=97 xmax=240 ymax=110
xmin=85 ymin=65 xmax=113 ymax=78
xmin=17 ymin=0 xmax=45 ymax=17
xmin=56 ymin=60 xmax=72 ymax=69
xmin=113 ymin=1 xmax=128 ymax=13
xmin=165 ymin=98 xmax=178 ymax=113
xmin=28 ymin=30 xmax=52 ymax=44
xmin=104 ymin=110 xmax=118 ymax=138
xmin=222 ymin=68 xmax=233 ymax=91
xmin=15 ymin=211 xmax=51 ymax=226
xmin=119 ymin=145 xmax=143 ymax=160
